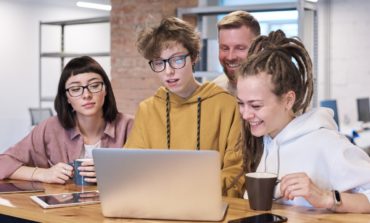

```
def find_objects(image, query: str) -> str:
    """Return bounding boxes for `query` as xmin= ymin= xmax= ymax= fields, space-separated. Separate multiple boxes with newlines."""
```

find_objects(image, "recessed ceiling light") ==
xmin=76 ymin=1 xmax=111 ymax=11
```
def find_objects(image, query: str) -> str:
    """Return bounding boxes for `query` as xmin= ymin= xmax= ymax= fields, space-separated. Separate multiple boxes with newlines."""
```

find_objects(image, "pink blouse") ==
xmin=0 ymin=113 xmax=133 ymax=179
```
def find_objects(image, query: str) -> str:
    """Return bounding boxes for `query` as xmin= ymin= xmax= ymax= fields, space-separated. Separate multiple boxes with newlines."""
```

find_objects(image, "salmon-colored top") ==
xmin=0 ymin=113 xmax=133 ymax=179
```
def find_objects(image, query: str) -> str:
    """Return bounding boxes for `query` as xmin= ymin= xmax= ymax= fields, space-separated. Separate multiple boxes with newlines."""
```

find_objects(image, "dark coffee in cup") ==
xmin=246 ymin=172 xmax=279 ymax=211
xmin=73 ymin=158 xmax=95 ymax=186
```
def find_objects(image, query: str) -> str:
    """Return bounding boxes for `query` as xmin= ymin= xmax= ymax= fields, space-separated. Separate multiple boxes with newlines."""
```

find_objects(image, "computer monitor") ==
xmin=357 ymin=97 xmax=370 ymax=122
xmin=320 ymin=99 xmax=339 ymax=128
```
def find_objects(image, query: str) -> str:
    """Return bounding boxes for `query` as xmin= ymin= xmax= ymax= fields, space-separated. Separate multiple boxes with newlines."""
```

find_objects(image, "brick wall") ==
xmin=111 ymin=0 xmax=198 ymax=115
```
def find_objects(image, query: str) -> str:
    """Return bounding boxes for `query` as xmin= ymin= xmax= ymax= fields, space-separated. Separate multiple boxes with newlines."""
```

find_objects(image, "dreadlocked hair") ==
xmin=238 ymin=29 xmax=314 ymax=172
xmin=242 ymin=29 xmax=313 ymax=114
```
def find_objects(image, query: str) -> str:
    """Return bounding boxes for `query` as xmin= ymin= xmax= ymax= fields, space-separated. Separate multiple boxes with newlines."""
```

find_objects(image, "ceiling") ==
xmin=17 ymin=0 xmax=111 ymax=8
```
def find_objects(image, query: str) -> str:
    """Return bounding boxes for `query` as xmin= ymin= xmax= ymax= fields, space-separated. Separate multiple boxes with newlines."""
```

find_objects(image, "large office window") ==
xmin=252 ymin=11 xmax=298 ymax=37
xmin=220 ymin=0 xmax=298 ymax=37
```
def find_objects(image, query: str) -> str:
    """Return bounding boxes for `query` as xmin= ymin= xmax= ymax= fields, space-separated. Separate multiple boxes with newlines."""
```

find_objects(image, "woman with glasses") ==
xmin=124 ymin=17 xmax=244 ymax=197
xmin=0 ymin=56 xmax=133 ymax=184
xmin=237 ymin=30 xmax=370 ymax=212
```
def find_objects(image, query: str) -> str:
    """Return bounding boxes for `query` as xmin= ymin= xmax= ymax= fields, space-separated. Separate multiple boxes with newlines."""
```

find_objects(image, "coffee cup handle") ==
xmin=273 ymin=179 xmax=283 ymax=201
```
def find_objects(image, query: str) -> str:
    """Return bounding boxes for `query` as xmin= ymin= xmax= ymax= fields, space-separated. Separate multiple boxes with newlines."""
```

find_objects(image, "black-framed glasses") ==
xmin=148 ymin=54 xmax=190 ymax=72
xmin=65 ymin=82 xmax=104 ymax=97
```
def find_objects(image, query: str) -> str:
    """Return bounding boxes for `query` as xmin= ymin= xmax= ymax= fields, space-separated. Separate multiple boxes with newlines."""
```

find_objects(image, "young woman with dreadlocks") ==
xmin=237 ymin=30 xmax=370 ymax=212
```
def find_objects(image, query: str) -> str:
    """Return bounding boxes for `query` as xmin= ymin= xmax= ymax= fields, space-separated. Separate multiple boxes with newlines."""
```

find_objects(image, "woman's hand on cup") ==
xmin=78 ymin=159 xmax=96 ymax=183
xmin=280 ymin=172 xmax=332 ymax=208
xmin=36 ymin=162 xmax=73 ymax=184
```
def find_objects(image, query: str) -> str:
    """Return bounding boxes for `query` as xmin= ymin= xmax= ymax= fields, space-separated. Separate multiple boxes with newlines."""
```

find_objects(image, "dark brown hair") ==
xmin=218 ymin=10 xmax=261 ymax=36
xmin=54 ymin=56 xmax=118 ymax=129
xmin=238 ymin=30 xmax=313 ymax=172
xmin=241 ymin=121 xmax=264 ymax=173
xmin=136 ymin=17 xmax=201 ymax=63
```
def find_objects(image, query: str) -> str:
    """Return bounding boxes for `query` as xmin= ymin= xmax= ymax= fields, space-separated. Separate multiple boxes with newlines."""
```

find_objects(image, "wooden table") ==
xmin=0 ymin=181 xmax=370 ymax=223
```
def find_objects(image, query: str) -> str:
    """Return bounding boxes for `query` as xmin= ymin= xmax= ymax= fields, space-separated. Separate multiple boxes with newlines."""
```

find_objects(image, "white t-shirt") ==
xmin=82 ymin=140 xmax=101 ymax=159
xmin=212 ymin=74 xmax=236 ymax=96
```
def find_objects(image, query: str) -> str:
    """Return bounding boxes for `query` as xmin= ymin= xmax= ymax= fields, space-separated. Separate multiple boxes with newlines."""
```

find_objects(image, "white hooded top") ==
xmin=244 ymin=107 xmax=370 ymax=207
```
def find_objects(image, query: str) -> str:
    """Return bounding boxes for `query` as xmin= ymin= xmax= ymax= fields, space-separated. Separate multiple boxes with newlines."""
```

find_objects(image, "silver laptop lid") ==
xmin=93 ymin=149 xmax=226 ymax=221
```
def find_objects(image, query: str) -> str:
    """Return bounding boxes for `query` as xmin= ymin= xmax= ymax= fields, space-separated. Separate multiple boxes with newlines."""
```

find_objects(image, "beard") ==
xmin=223 ymin=66 xmax=237 ymax=87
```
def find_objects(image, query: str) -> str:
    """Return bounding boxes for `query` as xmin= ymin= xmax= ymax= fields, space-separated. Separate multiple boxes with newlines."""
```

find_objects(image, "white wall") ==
xmin=318 ymin=0 xmax=370 ymax=126
xmin=0 ymin=0 xmax=109 ymax=152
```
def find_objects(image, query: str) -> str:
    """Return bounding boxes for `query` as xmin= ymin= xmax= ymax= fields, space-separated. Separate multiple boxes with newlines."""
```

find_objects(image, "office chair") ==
xmin=320 ymin=99 xmax=340 ymax=128
xmin=320 ymin=99 xmax=356 ymax=144
xmin=28 ymin=108 xmax=53 ymax=126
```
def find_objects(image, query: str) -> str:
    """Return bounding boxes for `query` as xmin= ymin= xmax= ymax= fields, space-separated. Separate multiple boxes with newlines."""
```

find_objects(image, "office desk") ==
xmin=341 ymin=124 xmax=370 ymax=155
xmin=1 ymin=181 xmax=370 ymax=223
xmin=354 ymin=130 xmax=370 ymax=154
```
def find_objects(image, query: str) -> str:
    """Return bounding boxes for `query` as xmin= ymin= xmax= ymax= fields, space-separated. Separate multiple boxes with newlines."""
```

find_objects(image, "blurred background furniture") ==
xmin=320 ymin=99 xmax=339 ymax=128
xmin=28 ymin=108 xmax=53 ymax=126
xmin=320 ymin=99 xmax=358 ymax=145
xmin=357 ymin=97 xmax=370 ymax=123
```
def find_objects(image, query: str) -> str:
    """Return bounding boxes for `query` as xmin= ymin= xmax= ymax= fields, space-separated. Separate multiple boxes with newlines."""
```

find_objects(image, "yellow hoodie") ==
xmin=125 ymin=82 xmax=244 ymax=197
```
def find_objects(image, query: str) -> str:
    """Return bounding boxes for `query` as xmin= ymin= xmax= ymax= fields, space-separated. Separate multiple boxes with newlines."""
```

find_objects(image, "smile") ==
xmin=225 ymin=62 xmax=240 ymax=68
xmin=249 ymin=120 xmax=263 ymax=126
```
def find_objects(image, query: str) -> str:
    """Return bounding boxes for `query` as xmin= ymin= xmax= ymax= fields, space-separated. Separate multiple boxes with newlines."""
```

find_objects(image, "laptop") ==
xmin=93 ymin=148 xmax=228 ymax=221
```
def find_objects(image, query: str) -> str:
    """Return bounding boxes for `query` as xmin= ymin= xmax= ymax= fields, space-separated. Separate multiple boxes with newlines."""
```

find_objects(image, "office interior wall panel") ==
xmin=329 ymin=0 xmax=370 ymax=125
xmin=0 ymin=0 xmax=108 ymax=152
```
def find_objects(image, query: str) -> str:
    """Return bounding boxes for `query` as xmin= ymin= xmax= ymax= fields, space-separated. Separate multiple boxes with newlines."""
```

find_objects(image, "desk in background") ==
xmin=341 ymin=123 xmax=370 ymax=155
xmin=0 ymin=180 xmax=370 ymax=223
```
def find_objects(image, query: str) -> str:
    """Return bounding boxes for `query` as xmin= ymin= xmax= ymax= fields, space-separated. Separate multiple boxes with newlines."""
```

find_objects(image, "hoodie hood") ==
xmin=154 ymin=82 xmax=230 ymax=150
xmin=255 ymin=107 xmax=339 ymax=201
xmin=260 ymin=107 xmax=338 ymax=174
xmin=154 ymin=82 xmax=228 ymax=105
xmin=267 ymin=107 xmax=338 ymax=145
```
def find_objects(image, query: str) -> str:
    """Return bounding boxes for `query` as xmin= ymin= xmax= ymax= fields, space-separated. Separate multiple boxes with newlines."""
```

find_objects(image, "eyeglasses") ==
xmin=148 ymin=54 xmax=190 ymax=72
xmin=65 ymin=82 xmax=104 ymax=97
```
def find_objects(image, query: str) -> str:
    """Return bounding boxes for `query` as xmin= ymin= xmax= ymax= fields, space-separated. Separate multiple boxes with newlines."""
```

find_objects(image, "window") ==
xmin=219 ymin=0 xmax=298 ymax=36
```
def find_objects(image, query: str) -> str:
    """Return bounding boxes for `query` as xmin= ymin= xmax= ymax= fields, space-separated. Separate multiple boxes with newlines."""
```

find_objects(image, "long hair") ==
xmin=238 ymin=30 xmax=313 ymax=172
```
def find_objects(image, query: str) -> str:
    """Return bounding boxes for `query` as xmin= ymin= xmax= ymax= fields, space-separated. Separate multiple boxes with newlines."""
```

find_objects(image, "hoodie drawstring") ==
xmin=166 ymin=91 xmax=171 ymax=149
xmin=165 ymin=92 xmax=201 ymax=150
xmin=197 ymin=97 xmax=201 ymax=150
